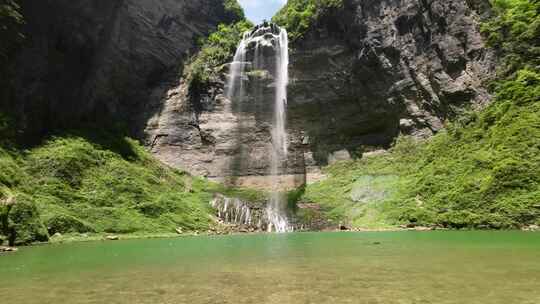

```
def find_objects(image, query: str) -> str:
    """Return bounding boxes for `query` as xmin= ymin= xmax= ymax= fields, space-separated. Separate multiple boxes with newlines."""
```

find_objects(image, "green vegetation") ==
xmin=481 ymin=0 xmax=540 ymax=76
xmin=0 ymin=0 xmax=24 ymax=63
xmin=224 ymin=0 xmax=245 ymax=21
xmin=186 ymin=20 xmax=253 ymax=92
xmin=298 ymin=0 xmax=540 ymax=230
xmin=0 ymin=132 xmax=265 ymax=245
xmin=272 ymin=0 xmax=344 ymax=41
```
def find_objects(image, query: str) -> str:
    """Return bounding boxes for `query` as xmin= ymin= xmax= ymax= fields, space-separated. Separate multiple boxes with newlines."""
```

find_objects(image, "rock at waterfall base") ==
xmin=0 ymin=246 xmax=18 ymax=253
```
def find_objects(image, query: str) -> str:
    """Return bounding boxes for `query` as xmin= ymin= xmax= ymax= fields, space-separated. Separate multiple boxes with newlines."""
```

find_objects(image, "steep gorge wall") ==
xmin=288 ymin=0 xmax=495 ymax=172
xmin=2 ymin=0 xmax=239 ymax=141
xmin=146 ymin=0 xmax=496 ymax=189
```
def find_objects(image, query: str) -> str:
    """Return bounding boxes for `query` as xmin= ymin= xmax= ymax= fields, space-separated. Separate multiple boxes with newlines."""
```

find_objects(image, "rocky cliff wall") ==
xmin=2 ymin=0 xmax=239 ymax=141
xmin=146 ymin=0 xmax=495 ymax=190
xmin=288 ymin=0 xmax=496 ymax=170
xmin=145 ymin=24 xmax=307 ymax=190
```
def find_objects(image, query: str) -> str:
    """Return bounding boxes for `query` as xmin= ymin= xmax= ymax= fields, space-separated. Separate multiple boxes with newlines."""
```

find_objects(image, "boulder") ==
xmin=0 ymin=246 xmax=18 ymax=253
xmin=4 ymin=194 xmax=49 ymax=246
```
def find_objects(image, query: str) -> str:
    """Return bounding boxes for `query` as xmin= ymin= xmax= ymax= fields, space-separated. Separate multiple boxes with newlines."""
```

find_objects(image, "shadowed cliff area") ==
xmin=0 ymin=0 xmax=244 ymax=144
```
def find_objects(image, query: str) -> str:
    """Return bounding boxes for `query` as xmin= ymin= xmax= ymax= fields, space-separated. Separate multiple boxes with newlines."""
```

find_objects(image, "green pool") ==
xmin=1 ymin=231 xmax=540 ymax=303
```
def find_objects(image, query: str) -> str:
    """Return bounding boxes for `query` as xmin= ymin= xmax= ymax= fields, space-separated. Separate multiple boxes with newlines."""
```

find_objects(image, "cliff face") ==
xmin=146 ymin=0 xmax=495 ymax=189
xmin=145 ymin=24 xmax=307 ymax=190
xmin=3 ymin=0 xmax=239 ymax=141
xmin=288 ymin=0 xmax=495 ymax=172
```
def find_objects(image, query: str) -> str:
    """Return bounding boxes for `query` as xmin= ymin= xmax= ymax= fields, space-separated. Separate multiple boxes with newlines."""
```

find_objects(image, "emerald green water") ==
xmin=1 ymin=231 xmax=540 ymax=304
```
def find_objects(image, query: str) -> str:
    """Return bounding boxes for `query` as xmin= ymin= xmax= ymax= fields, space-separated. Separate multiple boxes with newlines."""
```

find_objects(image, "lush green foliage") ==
xmin=481 ymin=0 xmax=540 ymax=75
xmin=186 ymin=20 xmax=253 ymax=90
xmin=0 ymin=0 xmax=24 ymax=63
xmin=0 ymin=132 xmax=264 ymax=244
xmin=299 ymin=0 xmax=540 ymax=229
xmin=272 ymin=0 xmax=344 ymax=41
xmin=224 ymin=0 xmax=245 ymax=21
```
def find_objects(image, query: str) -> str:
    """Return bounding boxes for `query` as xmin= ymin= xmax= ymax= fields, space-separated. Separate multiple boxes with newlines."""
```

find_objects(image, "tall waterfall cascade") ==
xmin=224 ymin=23 xmax=293 ymax=233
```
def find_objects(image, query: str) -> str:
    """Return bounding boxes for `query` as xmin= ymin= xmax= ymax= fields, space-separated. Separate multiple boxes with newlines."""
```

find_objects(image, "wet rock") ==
xmin=175 ymin=227 xmax=183 ymax=234
xmin=210 ymin=194 xmax=268 ymax=231
xmin=339 ymin=225 xmax=350 ymax=231
xmin=522 ymin=225 xmax=540 ymax=232
xmin=105 ymin=235 xmax=119 ymax=241
xmin=0 ymin=246 xmax=18 ymax=253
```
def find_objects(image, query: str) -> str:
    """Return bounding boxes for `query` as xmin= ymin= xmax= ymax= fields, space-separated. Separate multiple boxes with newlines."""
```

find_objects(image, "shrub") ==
xmin=44 ymin=214 xmax=96 ymax=235
xmin=186 ymin=20 xmax=253 ymax=90
xmin=272 ymin=0 xmax=344 ymax=41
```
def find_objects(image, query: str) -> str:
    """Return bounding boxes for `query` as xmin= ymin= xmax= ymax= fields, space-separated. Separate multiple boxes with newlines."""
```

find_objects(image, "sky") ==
xmin=238 ymin=0 xmax=287 ymax=24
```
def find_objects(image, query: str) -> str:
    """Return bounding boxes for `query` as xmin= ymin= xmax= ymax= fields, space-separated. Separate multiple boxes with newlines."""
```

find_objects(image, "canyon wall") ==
xmin=2 ymin=0 xmax=240 ymax=141
xmin=146 ymin=0 xmax=496 ymax=190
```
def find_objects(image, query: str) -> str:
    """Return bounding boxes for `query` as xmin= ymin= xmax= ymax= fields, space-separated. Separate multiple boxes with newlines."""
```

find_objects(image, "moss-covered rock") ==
xmin=5 ymin=194 xmax=49 ymax=245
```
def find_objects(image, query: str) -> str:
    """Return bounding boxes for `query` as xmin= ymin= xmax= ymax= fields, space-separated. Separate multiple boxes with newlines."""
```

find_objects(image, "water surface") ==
xmin=1 ymin=231 xmax=540 ymax=303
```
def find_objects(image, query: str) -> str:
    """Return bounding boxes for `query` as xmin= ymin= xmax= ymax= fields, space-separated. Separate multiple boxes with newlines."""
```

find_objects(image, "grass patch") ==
xmin=303 ymin=80 xmax=539 ymax=229
xmin=0 ymin=131 xmax=266 ymax=244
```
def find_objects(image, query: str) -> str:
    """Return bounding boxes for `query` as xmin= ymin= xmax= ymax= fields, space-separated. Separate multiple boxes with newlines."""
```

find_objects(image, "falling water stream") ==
xmin=225 ymin=24 xmax=292 ymax=232
xmin=267 ymin=28 xmax=292 ymax=233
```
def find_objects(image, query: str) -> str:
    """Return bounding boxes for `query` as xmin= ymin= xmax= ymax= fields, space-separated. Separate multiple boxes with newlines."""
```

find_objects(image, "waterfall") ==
xmin=266 ymin=28 xmax=292 ymax=233
xmin=211 ymin=195 xmax=254 ymax=227
xmin=224 ymin=23 xmax=293 ymax=233
xmin=225 ymin=32 xmax=248 ymax=101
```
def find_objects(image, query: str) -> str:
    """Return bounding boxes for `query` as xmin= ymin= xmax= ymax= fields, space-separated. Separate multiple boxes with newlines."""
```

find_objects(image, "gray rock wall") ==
xmin=288 ymin=0 xmax=495 ymax=168
xmin=4 ymin=0 xmax=238 ymax=141
xmin=146 ymin=0 xmax=495 ymax=190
